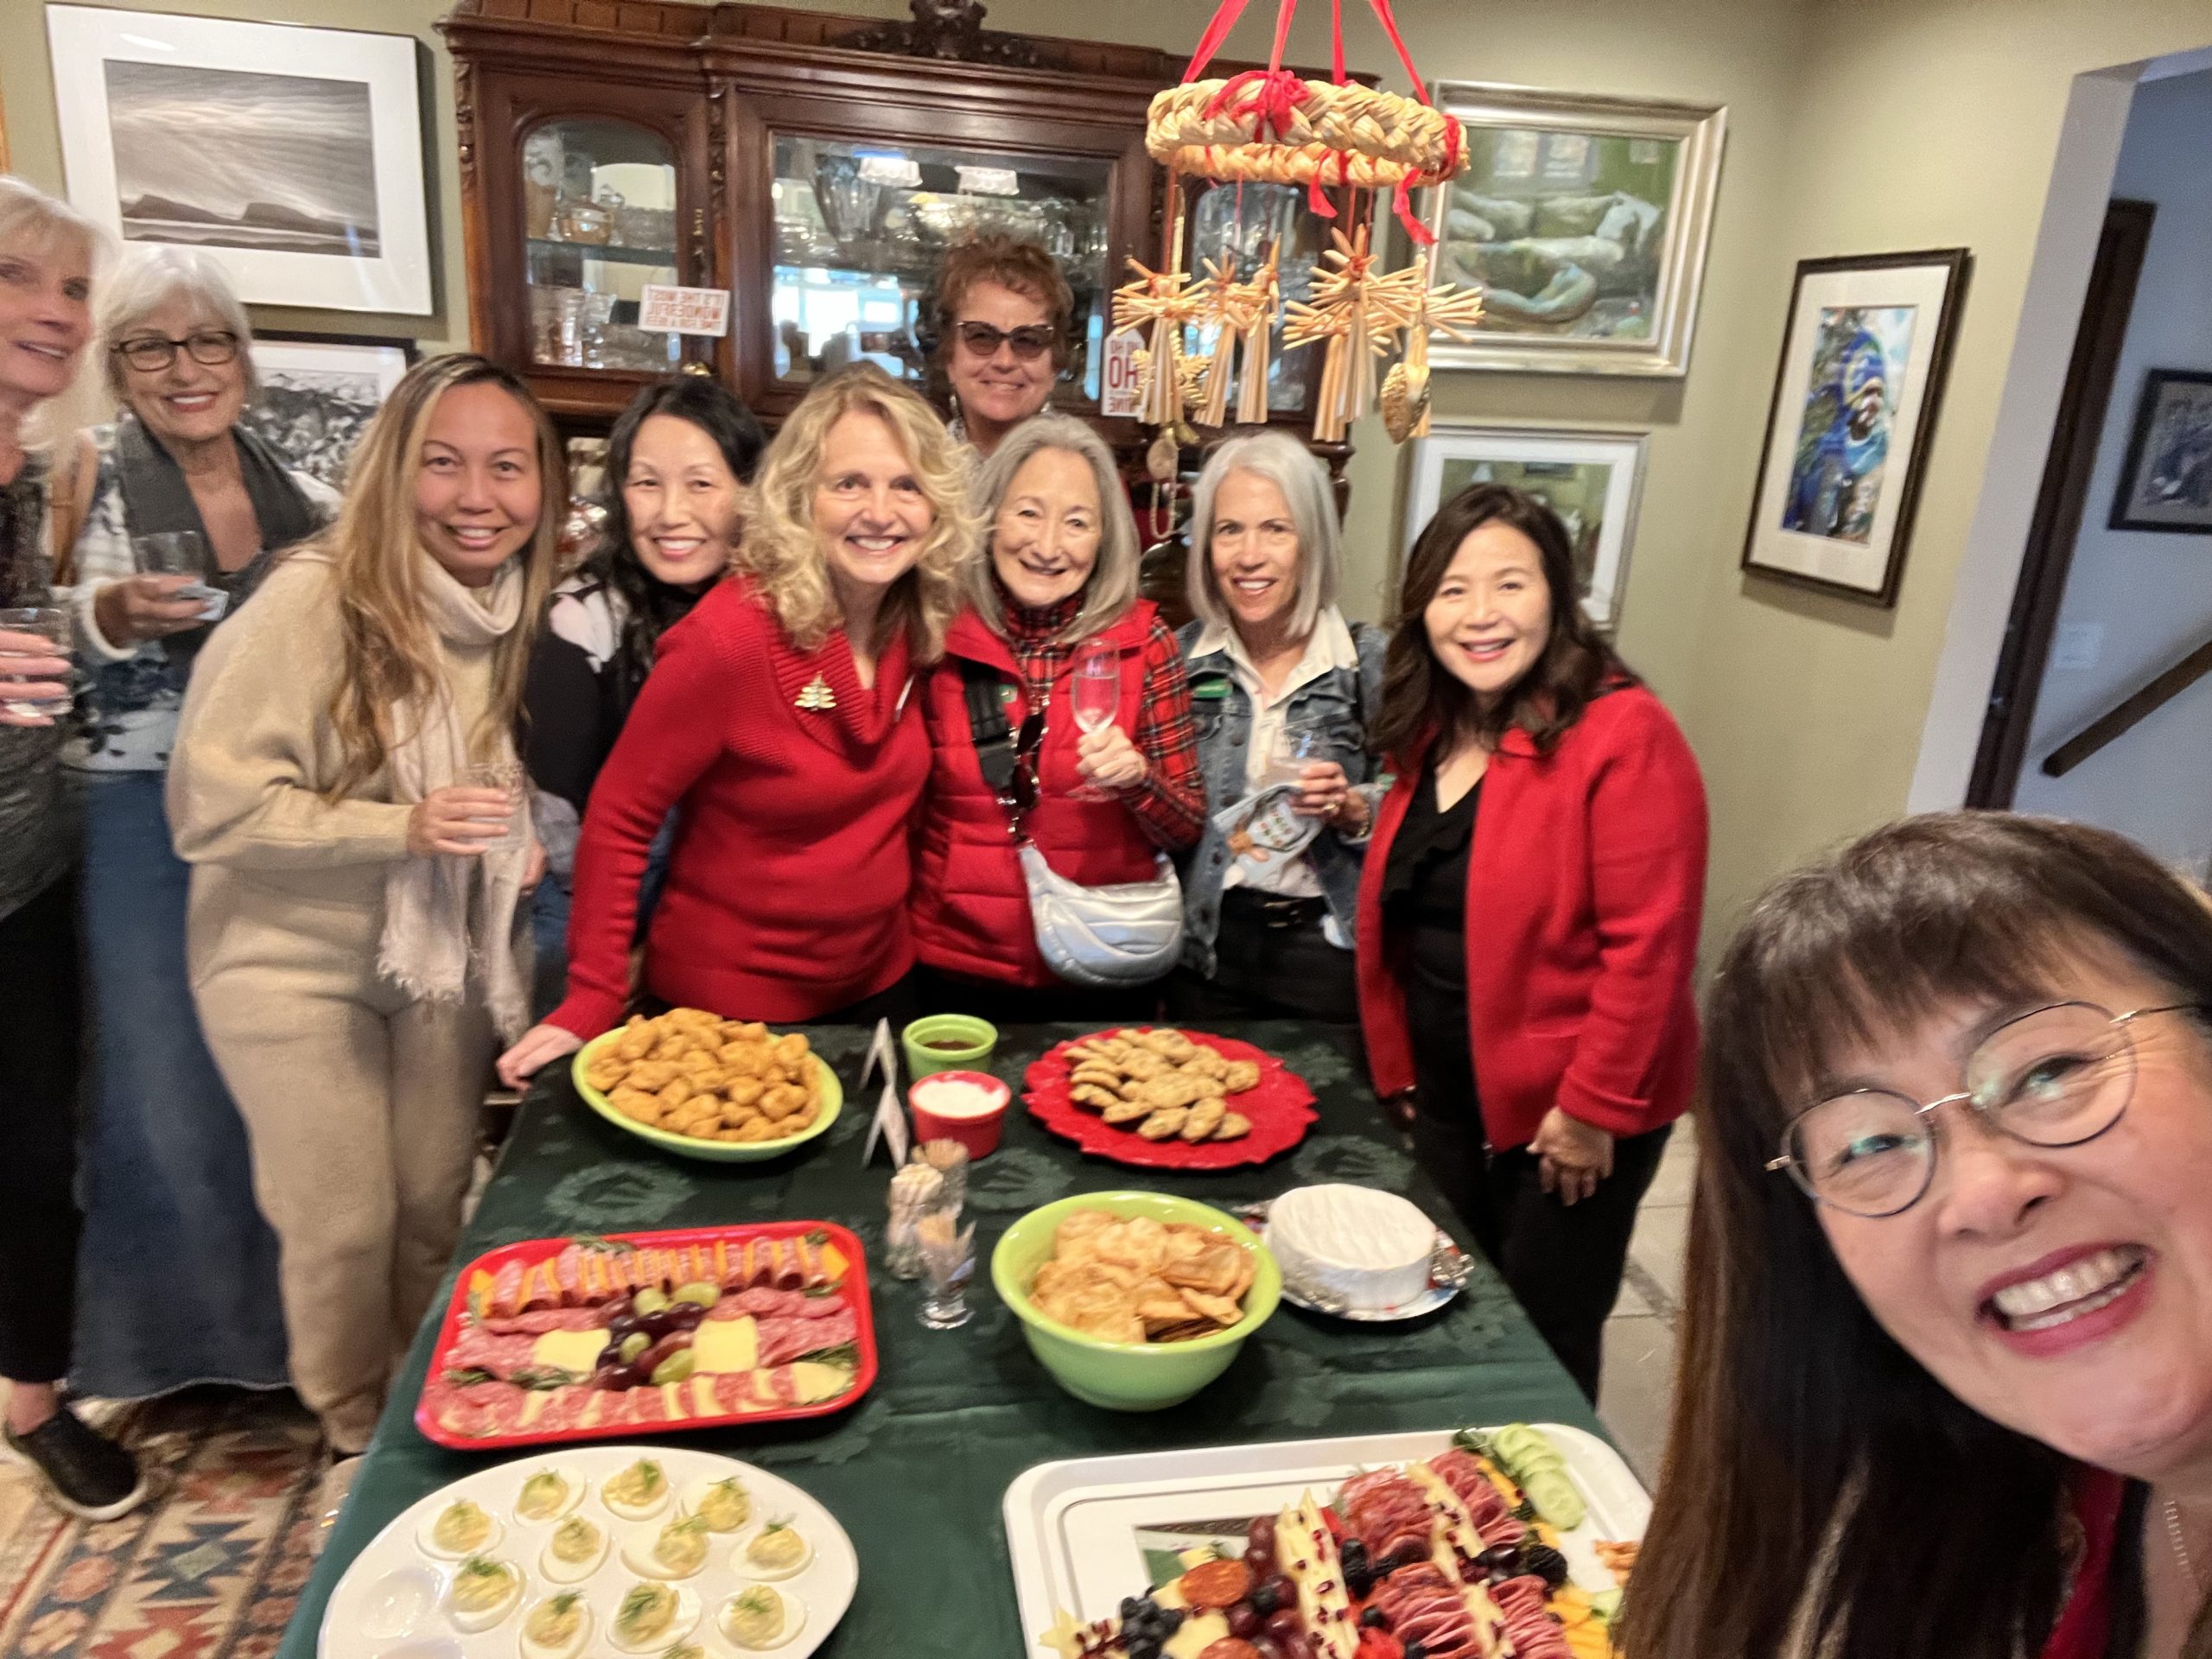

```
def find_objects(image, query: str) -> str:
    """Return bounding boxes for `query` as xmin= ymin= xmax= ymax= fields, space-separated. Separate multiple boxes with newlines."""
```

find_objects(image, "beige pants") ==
xmin=193 ymin=892 xmax=493 ymax=1453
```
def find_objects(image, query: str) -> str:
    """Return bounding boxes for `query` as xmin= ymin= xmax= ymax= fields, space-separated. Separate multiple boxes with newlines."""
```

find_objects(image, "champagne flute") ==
xmin=1068 ymin=639 xmax=1121 ymax=801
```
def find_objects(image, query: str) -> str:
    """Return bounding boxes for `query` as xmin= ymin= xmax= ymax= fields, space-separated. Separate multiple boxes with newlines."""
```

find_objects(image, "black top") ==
xmin=1382 ymin=765 xmax=1480 ymax=1118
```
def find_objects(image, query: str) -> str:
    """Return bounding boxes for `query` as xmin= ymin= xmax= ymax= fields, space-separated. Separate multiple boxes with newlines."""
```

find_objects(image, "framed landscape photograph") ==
xmin=2110 ymin=369 xmax=2212 ymax=535
xmin=1741 ymin=249 xmax=1971 ymax=607
xmin=245 ymin=334 xmax=416 ymax=489
xmin=1404 ymin=424 xmax=1648 ymax=631
xmin=1423 ymin=84 xmax=1726 ymax=377
xmin=46 ymin=7 xmax=432 ymax=314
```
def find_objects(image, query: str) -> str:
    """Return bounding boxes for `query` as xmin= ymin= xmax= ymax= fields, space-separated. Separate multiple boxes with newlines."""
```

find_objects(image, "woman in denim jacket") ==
xmin=1171 ymin=429 xmax=1384 ymax=1024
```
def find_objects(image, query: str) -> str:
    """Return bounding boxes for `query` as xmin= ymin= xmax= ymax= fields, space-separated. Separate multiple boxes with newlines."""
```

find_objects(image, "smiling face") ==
xmin=0 ymin=235 xmax=92 ymax=411
xmin=812 ymin=408 xmax=931 ymax=608
xmin=991 ymin=445 xmax=1101 ymax=610
xmin=623 ymin=413 xmax=742 ymax=589
xmin=947 ymin=279 xmax=1056 ymax=442
xmin=1208 ymin=468 xmax=1302 ymax=637
xmin=413 ymin=380 xmax=544 ymax=589
xmin=1813 ymin=945 xmax=2212 ymax=1482
xmin=1423 ymin=521 xmax=1552 ymax=709
xmin=118 ymin=296 xmax=246 ymax=448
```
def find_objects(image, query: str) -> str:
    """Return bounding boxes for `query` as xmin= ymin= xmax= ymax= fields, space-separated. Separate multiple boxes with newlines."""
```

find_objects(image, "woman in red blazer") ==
xmin=494 ymin=365 xmax=974 ymax=1086
xmin=1357 ymin=483 xmax=1707 ymax=1398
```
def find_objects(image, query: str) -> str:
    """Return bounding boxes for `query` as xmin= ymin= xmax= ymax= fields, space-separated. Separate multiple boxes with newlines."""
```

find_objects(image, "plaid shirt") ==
xmin=1002 ymin=588 xmax=1205 ymax=852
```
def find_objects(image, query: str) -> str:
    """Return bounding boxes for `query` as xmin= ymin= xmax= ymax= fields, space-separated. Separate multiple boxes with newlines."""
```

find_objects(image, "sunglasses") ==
xmin=956 ymin=321 xmax=1056 ymax=361
xmin=997 ymin=702 xmax=1047 ymax=837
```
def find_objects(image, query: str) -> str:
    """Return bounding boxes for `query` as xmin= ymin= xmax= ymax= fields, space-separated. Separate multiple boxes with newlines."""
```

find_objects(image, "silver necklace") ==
xmin=2166 ymin=1497 xmax=2203 ymax=1597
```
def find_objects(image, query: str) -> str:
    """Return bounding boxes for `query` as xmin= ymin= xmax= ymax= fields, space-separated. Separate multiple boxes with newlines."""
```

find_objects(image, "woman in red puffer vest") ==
xmin=912 ymin=414 xmax=1204 ymax=1020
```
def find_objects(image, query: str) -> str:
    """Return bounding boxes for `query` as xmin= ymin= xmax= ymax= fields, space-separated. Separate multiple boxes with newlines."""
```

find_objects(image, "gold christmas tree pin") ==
xmin=794 ymin=673 xmax=836 ymax=712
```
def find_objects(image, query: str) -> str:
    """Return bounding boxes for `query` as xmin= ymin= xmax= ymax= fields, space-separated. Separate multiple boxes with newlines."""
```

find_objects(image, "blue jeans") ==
xmin=72 ymin=771 xmax=289 ymax=1397
xmin=531 ymin=810 xmax=678 ymax=1024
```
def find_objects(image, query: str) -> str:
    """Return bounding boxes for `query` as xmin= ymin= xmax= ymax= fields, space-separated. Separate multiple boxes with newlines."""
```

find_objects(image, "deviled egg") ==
xmin=735 ymin=1520 xmax=812 ymax=1582
xmin=622 ymin=1515 xmax=710 ymax=1580
xmin=607 ymin=1580 xmax=699 ymax=1654
xmin=518 ymin=1592 xmax=593 ymax=1659
xmin=419 ymin=1497 xmax=501 ymax=1560
xmin=514 ymin=1467 xmax=585 ymax=1523
xmin=539 ymin=1514 xmax=610 ymax=1585
xmin=682 ymin=1475 xmax=751 ymax=1535
xmin=445 ymin=1557 xmax=523 ymax=1633
xmin=602 ymin=1458 xmax=671 ymax=1522
xmin=720 ymin=1585 xmax=805 ymax=1651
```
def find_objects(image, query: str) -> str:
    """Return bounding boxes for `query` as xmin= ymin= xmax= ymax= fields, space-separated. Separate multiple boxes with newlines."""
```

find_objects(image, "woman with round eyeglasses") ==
xmin=924 ymin=235 xmax=1068 ymax=458
xmin=1626 ymin=812 xmax=2212 ymax=1659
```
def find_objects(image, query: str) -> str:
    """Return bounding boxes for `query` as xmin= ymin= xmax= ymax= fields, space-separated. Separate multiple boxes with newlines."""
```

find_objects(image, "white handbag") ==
xmin=1017 ymin=843 xmax=1185 ymax=988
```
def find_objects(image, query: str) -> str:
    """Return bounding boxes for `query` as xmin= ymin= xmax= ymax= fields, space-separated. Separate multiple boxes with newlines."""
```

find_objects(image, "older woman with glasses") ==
xmin=59 ymin=246 xmax=334 ymax=1406
xmin=1629 ymin=813 xmax=2212 ymax=1659
xmin=924 ymin=235 xmax=1069 ymax=459
xmin=911 ymin=412 xmax=1203 ymax=1017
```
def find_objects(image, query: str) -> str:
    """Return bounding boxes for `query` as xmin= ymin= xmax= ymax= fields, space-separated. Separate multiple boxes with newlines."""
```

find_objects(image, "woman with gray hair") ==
xmin=59 ymin=245 xmax=333 ymax=1404
xmin=911 ymin=411 xmax=1204 ymax=1016
xmin=1169 ymin=427 xmax=1384 ymax=1025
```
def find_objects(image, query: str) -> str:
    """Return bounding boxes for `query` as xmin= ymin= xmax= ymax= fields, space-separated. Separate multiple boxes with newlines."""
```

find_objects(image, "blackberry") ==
xmin=1521 ymin=1544 xmax=1571 ymax=1591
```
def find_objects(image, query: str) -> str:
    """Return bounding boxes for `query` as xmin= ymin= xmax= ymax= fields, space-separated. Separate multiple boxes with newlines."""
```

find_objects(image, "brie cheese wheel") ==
xmin=1268 ymin=1184 xmax=1434 ymax=1312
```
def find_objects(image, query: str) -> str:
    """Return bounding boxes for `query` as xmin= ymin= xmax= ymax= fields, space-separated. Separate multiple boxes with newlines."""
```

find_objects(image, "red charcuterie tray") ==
xmin=1023 ymin=1028 xmax=1316 ymax=1171
xmin=415 ymin=1221 xmax=877 ymax=1450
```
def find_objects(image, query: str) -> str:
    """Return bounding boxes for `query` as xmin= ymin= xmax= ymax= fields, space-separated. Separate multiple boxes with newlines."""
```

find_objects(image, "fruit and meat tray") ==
xmin=1040 ymin=1426 xmax=1634 ymax=1659
xmin=1025 ymin=1028 xmax=1318 ymax=1171
xmin=416 ymin=1224 xmax=877 ymax=1449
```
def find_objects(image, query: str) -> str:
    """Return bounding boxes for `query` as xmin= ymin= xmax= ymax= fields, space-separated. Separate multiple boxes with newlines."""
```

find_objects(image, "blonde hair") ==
xmin=97 ymin=245 xmax=257 ymax=402
xmin=737 ymin=363 xmax=973 ymax=660
xmin=317 ymin=353 xmax=565 ymax=798
xmin=0 ymin=175 xmax=107 ymax=448
xmin=963 ymin=412 xmax=1138 ymax=643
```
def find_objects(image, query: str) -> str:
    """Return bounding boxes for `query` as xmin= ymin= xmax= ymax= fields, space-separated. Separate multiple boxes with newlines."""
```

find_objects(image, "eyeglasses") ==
xmin=996 ymin=701 xmax=1046 ymax=839
xmin=956 ymin=321 xmax=1055 ymax=361
xmin=1765 ymin=1001 xmax=2199 ymax=1217
xmin=114 ymin=330 xmax=240 ymax=372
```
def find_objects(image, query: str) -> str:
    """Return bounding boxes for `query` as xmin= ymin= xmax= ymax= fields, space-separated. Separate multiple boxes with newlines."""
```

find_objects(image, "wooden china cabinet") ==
xmin=438 ymin=0 xmax=1364 ymax=489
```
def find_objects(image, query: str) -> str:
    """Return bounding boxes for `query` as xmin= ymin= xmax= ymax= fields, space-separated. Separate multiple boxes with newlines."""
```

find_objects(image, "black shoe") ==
xmin=5 ymin=1407 xmax=149 ymax=1521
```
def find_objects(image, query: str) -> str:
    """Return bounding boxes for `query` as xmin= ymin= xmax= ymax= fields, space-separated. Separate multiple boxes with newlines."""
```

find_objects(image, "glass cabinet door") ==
xmin=770 ymin=134 xmax=1116 ymax=402
xmin=1182 ymin=181 xmax=1331 ymax=416
xmin=522 ymin=118 xmax=688 ymax=374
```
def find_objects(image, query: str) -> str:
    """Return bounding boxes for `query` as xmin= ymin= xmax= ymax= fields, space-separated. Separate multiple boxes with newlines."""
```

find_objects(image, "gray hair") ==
xmin=97 ymin=245 xmax=257 ymax=402
xmin=1185 ymin=427 xmax=1340 ymax=641
xmin=964 ymin=412 xmax=1140 ymax=643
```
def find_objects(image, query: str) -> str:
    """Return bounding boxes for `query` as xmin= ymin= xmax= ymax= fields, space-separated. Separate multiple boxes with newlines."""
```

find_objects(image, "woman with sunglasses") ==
xmin=1628 ymin=814 xmax=2212 ymax=1659
xmin=911 ymin=413 xmax=1203 ymax=1017
xmin=58 ymin=246 xmax=334 ymax=1407
xmin=925 ymin=236 xmax=1068 ymax=459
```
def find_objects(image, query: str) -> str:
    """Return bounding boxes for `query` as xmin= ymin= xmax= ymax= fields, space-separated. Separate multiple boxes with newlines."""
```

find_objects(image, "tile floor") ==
xmin=1598 ymin=1117 xmax=1696 ymax=1485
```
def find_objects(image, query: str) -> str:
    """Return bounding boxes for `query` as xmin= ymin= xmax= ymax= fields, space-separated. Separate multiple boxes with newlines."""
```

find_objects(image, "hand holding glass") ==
xmin=0 ymin=608 xmax=72 ymax=722
xmin=133 ymin=531 xmax=227 ymax=622
xmin=1068 ymin=641 xmax=1121 ymax=800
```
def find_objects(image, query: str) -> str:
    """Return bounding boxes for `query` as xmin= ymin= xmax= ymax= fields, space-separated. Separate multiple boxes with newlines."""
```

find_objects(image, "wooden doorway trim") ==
xmin=1965 ymin=197 xmax=2156 ymax=808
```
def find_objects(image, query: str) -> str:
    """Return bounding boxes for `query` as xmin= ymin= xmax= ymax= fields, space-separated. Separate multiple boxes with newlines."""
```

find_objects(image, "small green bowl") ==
xmin=992 ymin=1191 xmax=1281 ymax=1412
xmin=902 ymin=1014 xmax=997 ymax=1084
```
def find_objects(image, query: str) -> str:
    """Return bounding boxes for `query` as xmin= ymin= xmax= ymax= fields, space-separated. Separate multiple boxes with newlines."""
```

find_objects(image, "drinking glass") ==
xmin=1068 ymin=639 xmax=1121 ymax=801
xmin=0 ymin=607 xmax=73 ymax=719
xmin=133 ymin=531 xmax=227 ymax=621
xmin=915 ymin=1212 xmax=976 ymax=1332
xmin=459 ymin=760 xmax=525 ymax=853
xmin=1262 ymin=724 xmax=1322 ymax=791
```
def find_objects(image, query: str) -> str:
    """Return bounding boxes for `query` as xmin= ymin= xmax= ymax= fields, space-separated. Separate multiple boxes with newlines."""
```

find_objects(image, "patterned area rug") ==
xmin=0 ymin=1391 xmax=326 ymax=1659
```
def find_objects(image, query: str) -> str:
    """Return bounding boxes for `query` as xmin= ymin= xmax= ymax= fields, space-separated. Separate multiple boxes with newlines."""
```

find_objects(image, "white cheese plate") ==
xmin=1002 ymin=1424 xmax=1647 ymax=1656
xmin=320 ymin=1444 xmax=855 ymax=1659
xmin=1239 ymin=1200 xmax=1472 ymax=1321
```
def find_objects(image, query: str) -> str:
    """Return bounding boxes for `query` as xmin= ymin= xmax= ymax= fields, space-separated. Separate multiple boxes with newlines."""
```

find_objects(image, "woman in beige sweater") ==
xmin=168 ymin=354 xmax=563 ymax=1451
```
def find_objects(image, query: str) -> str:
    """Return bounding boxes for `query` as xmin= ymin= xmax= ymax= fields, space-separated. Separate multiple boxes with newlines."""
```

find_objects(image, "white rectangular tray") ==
xmin=1004 ymin=1424 xmax=1648 ymax=1655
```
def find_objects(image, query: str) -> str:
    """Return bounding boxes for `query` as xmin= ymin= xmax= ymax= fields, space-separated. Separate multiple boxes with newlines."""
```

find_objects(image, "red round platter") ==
xmin=1022 ymin=1029 xmax=1317 ymax=1170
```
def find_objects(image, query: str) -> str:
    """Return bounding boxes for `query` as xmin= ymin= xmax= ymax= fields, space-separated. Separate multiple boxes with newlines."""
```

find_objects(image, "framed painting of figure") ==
xmin=1740 ymin=249 xmax=1971 ymax=607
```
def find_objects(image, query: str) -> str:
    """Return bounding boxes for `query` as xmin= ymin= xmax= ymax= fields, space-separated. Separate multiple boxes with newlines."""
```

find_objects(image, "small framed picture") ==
xmin=2110 ymin=369 xmax=2212 ymax=535
xmin=245 ymin=334 xmax=415 ymax=489
xmin=46 ymin=6 xmax=432 ymax=314
xmin=1740 ymin=248 xmax=1972 ymax=607
xmin=1404 ymin=424 xmax=1648 ymax=631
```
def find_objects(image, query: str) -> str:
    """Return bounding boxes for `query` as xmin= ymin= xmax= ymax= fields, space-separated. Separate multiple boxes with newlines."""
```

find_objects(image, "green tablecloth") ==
xmin=278 ymin=1022 xmax=1605 ymax=1659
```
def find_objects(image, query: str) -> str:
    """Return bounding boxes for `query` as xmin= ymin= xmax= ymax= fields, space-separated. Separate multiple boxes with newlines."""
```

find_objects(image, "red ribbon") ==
xmin=1182 ymin=0 xmax=1256 ymax=82
xmin=1204 ymin=68 xmax=1312 ymax=144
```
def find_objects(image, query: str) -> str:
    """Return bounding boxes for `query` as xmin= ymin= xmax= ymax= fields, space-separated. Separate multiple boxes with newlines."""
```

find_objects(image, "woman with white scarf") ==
xmin=168 ymin=354 xmax=560 ymax=1452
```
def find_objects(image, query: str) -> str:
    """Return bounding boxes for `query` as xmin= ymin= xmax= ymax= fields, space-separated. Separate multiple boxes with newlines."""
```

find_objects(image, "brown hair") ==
xmin=1624 ymin=812 xmax=2212 ymax=1659
xmin=1372 ymin=483 xmax=1631 ymax=764
xmin=924 ymin=233 xmax=1076 ymax=379
xmin=319 ymin=354 xmax=565 ymax=798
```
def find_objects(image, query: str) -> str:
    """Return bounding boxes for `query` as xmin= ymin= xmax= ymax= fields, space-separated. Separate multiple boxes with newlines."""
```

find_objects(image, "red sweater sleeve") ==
xmin=1554 ymin=693 xmax=1709 ymax=1137
xmin=1115 ymin=616 xmax=1205 ymax=852
xmin=543 ymin=610 xmax=746 ymax=1039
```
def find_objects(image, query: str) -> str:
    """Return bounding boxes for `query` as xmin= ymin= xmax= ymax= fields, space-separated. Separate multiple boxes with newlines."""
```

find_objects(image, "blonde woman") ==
xmin=499 ymin=362 xmax=970 ymax=1085
xmin=168 ymin=353 xmax=563 ymax=1452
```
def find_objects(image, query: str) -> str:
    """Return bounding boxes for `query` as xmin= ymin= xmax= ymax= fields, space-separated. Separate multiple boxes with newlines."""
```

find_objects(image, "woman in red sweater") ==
xmin=1357 ymin=484 xmax=1707 ymax=1398
xmin=911 ymin=413 xmax=1203 ymax=1019
xmin=497 ymin=365 xmax=972 ymax=1084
